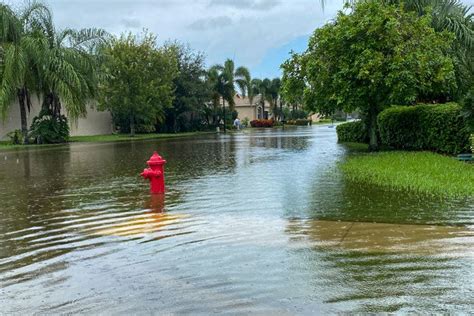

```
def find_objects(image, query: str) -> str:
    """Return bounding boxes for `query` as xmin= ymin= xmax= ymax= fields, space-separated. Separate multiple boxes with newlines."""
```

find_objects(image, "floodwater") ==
xmin=0 ymin=126 xmax=473 ymax=314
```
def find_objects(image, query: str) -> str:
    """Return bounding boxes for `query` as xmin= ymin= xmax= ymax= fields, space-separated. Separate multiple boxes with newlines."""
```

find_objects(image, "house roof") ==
xmin=233 ymin=94 xmax=270 ymax=108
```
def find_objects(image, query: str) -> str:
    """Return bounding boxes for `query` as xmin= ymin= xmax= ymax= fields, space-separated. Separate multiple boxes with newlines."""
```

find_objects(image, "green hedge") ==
xmin=336 ymin=120 xmax=369 ymax=143
xmin=377 ymin=103 xmax=470 ymax=155
xmin=286 ymin=119 xmax=312 ymax=126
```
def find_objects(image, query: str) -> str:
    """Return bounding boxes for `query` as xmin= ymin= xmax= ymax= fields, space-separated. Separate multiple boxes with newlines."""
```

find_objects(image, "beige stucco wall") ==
xmin=236 ymin=106 xmax=257 ymax=121
xmin=0 ymin=98 xmax=113 ymax=140
xmin=68 ymin=106 xmax=113 ymax=136
xmin=0 ymin=99 xmax=41 ymax=140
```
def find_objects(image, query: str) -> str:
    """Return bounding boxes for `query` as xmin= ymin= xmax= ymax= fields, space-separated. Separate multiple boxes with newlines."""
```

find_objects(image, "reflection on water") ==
xmin=287 ymin=219 xmax=474 ymax=254
xmin=92 ymin=194 xmax=189 ymax=237
xmin=0 ymin=127 xmax=473 ymax=313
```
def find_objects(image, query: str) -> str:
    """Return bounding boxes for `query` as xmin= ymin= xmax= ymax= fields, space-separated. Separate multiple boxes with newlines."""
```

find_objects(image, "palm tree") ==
xmin=0 ymin=2 xmax=49 ymax=144
xmin=248 ymin=78 xmax=263 ymax=118
xmin=207 ymin=66 xmax=224 ymax=127
xmin=234 ymin=65 xmax=253 ymax=101
xmin=253 ymin=78 xmax=272 ymax=119
xmin=269 ymin=78 xmax=281 ymax=120
xmin=33 ymin=7 xmax=108 ymax=121
xmin=209 ymin=59 xmax=250 ymax=131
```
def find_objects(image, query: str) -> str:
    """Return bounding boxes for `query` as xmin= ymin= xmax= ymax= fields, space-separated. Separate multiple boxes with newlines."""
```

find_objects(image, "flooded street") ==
xmin=1 ymin=126 xmax=473 ymax=313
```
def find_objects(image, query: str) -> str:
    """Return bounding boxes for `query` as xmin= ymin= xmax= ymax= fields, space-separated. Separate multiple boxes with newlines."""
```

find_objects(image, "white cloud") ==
xmin=6 ymin=0 xmax=473 ymax=76
xmin=22 ymin=0 xmax=342 ymax=71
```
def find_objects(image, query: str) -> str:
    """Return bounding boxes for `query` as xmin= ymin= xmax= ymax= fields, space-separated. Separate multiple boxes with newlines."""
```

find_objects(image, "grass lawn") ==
xmin=313 ymin=118 xmax=334 ymax=124
xmin=69 ymin=131 xmax=212 ymax=143
xmin=0 ymin=141 xmax=60 ymax=151
xmin=0 ymin=131 xmax=214 ymax=151
xmin=340 ymin=151 xmax=474 ymax=198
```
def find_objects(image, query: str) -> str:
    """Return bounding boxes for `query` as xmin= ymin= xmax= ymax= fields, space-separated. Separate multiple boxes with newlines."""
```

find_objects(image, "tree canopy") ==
xmin=302 ymin=1 xmax=457 ymax=149
xmin=98 ymin=32 xmax=177 ymax=136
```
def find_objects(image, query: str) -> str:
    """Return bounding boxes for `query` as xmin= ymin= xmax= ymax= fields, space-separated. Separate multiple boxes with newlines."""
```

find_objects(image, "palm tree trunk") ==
xmin=18 ymin=88 xmax=29 ymax=145
xmin=130 ymin=113 xmax=135 ymax=137
xmin=172 ymin=113 xmax=177 ymax=133
xmin=222 ymin=98 xmax=226 ymax=133
xmin=279 ymin=99 xmax=283 ymax=121
xmin=212 ymin=99 xmax=218 ymax=126
xmin=53 ymin=94 xmax=61 ymax=119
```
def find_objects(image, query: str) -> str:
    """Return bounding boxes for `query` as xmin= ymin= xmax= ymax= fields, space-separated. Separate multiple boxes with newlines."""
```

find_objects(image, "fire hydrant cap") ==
xmin=147 ymin=151 xmax=166 ymax=166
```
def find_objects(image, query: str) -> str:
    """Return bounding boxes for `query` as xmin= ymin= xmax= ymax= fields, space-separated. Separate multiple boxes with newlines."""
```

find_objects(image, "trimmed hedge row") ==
xmin=286 ymin=119 xmax=312 ymax=126
xmin=250 ymin=119 xmax=274 ymax=127
xmin=378 ymin=103 xmax=470 ymax=155
xmin=336 ymin=103 xmax=470 ymax=155
xmin=336 ymin=120 xmax=369 ymax=143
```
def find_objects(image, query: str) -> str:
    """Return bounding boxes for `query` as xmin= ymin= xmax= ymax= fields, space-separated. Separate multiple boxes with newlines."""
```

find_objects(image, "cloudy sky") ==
xmin=7 ymin=0 xmax=474 ymax=79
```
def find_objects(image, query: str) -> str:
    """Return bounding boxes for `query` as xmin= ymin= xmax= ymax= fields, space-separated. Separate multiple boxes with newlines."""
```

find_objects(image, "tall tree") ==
xmin=320 ymin=0 xmax=473 ymax=99
xmin=250 ymin=78 xmax=263 ymax=115
xmin=0 ymin=2 xmax=48 ymax=144
xmin=209 ymin=59 xmax=250 ymax=131
xmin=269 ymin=78 xmax=281 ymax=120
xmin=163 ymin=42 xmax=209 ymax=132
xmin=234 ymin=65 xmax=252 ymax=100
xmin=253 ymin=78 xmax=280 ymax=120
xmin=281 ymin=52 xmax=306 ymax=109
xmin=206 ymin=67 xmax=224 ymax=127
xmin=34 ymin=7 xmax=108 ymax=121
xmin=98 ymin=32 xmax=177 ymax=136
xmin=303 ymin=1 xmax=456 ymax=150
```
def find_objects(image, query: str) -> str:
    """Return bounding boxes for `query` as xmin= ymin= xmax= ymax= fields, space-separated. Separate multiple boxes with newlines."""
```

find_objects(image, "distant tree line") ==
xmin=1 ymin=2 xmax=303 ymax=144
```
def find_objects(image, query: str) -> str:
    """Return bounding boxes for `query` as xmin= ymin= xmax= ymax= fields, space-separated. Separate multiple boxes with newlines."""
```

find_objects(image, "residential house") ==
xmin=233 ymin=94 xmax=272 ymax=121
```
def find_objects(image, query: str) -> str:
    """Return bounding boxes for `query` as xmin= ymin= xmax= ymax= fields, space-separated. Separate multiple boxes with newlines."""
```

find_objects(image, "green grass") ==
xmin=0 ymin=131 xmax=214 ymax=151
xmin=0 ymin=141 xmax=59 ymax=151
xmin=340 ymin=151 xmax=474 ymax=197
xmin=313 ymin=118 xmax=333 ymax=124
xmin=69 ymin=131 xmax=212 ymax=143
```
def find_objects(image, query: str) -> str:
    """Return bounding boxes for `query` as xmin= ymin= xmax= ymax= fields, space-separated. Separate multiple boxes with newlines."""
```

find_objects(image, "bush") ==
xmin=331 ymin=112 xmax=347 ymax=122
xmin=286 ymin=119 xmax=311 ymax=126
xmin=377 ymin=103 xmax=470 ymax=155
xmin=29 ymin=109 xmax=70 ymax=144
xmin=336 ymin=120 xmax=369 ymax=143
xmin=250 ymin=119 xmax=274 ymax=128
xmin=288 ymin=109 xmax=309 ymax=120
xmin=7 ymin=129 xmax=25 ymax=145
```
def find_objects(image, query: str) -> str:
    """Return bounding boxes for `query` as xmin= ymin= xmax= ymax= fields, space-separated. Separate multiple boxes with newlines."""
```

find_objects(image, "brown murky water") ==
xmin=0 ymin=126 xmax=473 ymax=313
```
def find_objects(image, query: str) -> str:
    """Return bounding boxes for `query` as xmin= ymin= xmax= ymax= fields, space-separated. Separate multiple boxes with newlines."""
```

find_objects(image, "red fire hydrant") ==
xmin=141 ymin=152 xmax=166 ymax=194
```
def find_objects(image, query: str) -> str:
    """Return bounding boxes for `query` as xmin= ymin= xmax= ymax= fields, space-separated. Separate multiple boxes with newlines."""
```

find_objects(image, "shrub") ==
xmin=287 ymin=119 xmax=311 ymax=126
xmin=377 ymin=103 xmax=470 ymax=155
xmin=29 ymin=109 xmax=70 ymax=144
xmin=250 ymin=119 xmax=274 ymax=128
xmin=7 ymin=129 xmax=25 ymax=145
xmin=336 ymin=120 xmax=369 ymax=143
xmin=331 ymin=112 xmax=347 ymax=122
xmin=288 ymin=109 xmax=309 ymax=120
